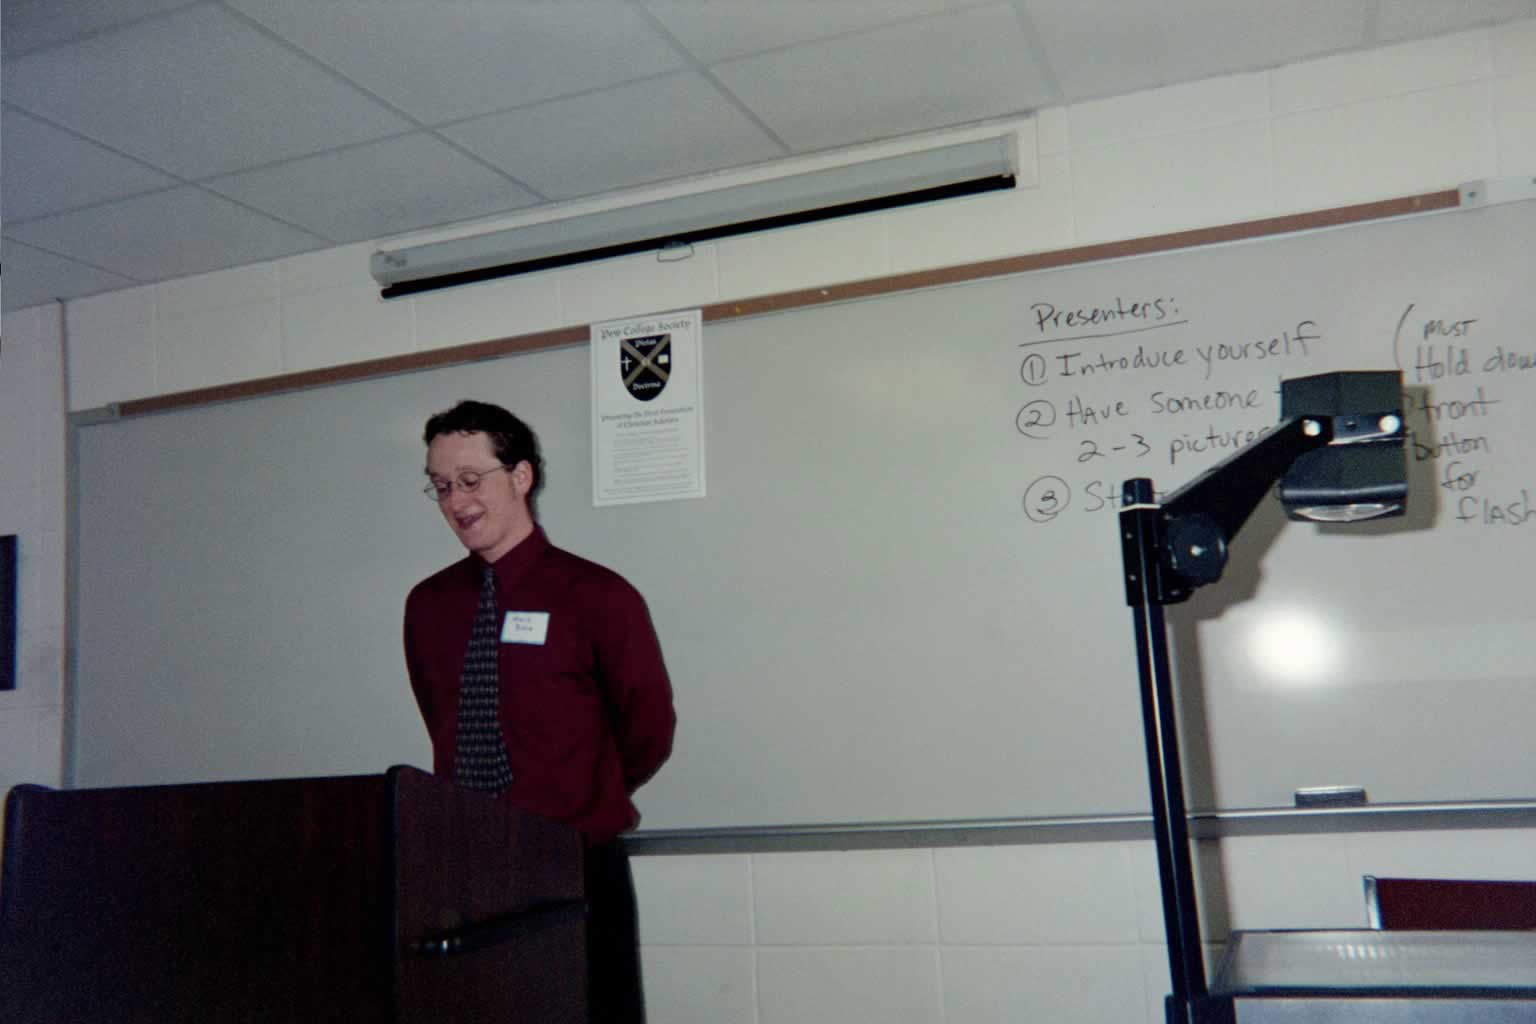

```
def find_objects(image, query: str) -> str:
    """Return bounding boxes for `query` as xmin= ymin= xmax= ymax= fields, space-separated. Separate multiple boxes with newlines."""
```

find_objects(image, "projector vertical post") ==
xmin=1120 ymin=479 xmax=1210 ymax=1023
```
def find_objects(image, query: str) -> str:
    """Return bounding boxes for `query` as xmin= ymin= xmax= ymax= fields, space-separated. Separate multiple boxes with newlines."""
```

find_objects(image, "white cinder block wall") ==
xmin=4 ymin=23 xmax=1535 ymax=1023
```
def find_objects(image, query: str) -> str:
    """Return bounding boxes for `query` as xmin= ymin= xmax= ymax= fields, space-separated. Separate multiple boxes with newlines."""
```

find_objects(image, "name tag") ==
xmin=501 ymin=611 xmax=550 ymax=645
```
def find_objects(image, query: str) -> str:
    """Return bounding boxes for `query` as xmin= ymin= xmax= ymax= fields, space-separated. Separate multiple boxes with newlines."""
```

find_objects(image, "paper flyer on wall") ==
xmin=590 ymin=309 xmax=706 ymax=506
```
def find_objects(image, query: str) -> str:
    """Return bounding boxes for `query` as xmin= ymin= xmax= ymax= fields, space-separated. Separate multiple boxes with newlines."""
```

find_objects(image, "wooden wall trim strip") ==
xmin=113 ymin=325 xmax=591 ymax=418
xmin=110 ymin=189 xmax=1460 ymax=420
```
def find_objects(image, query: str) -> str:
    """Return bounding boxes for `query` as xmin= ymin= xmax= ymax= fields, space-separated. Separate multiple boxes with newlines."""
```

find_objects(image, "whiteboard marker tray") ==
xmin=1213 ymin=929 xmax=1536 ymax=993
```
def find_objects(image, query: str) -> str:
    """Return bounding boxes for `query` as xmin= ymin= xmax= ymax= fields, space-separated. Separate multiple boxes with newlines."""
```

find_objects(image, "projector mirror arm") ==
xmin=1125 ymin=415 xmax=1334 ymax=606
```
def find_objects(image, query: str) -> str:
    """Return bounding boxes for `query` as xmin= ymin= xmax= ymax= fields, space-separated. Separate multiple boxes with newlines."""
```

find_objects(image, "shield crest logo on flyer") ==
xmin=620 ymin=333 xmax=671 ymax=402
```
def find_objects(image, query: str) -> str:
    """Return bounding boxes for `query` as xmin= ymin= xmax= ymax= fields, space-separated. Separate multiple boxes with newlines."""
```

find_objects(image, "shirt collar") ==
xmin=475 ymin=523 xmax=549 ymax=588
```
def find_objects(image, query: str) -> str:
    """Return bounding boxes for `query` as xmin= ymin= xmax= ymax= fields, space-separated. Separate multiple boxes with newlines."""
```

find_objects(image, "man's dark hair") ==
xmin=423 ymin=400 xmax=545 ymax=501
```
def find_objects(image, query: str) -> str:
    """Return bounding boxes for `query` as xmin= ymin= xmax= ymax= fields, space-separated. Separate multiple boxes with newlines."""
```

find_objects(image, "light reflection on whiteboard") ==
xmin=1213 ymin=611 xmax=1529 ymax=691
xmin=1243 ymin=607 xmax=1342 ymax=688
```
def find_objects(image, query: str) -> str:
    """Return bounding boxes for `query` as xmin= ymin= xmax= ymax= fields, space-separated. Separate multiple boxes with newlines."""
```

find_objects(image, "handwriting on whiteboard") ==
xmin=1396 ymin=305 xmax=1536 ymax=528
xmin=1014 ymin=296 xmax=1534 ymax=527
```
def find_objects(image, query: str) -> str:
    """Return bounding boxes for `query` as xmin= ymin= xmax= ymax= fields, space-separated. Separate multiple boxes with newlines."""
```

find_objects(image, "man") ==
xmin=404 ymin=399 xmax=675 ymax=1023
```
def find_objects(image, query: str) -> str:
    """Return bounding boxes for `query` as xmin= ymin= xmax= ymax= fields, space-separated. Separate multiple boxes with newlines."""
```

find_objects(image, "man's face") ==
xmin=425 ymin=431 xmax=533 ymax=563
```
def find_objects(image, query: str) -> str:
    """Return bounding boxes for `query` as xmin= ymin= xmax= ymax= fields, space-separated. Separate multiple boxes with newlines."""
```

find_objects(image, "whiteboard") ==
xmin=72 ymin=198 xmax=1536 ymax=830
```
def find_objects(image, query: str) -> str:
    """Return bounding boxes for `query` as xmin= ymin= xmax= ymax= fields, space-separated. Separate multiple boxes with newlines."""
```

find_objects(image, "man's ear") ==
xmin=511 ymin=460 xmax=535 ymax=498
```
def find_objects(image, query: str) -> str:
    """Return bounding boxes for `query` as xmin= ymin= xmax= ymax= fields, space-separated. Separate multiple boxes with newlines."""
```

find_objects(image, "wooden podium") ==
xmin=0 ymin=766 xmax=585 ymax=1023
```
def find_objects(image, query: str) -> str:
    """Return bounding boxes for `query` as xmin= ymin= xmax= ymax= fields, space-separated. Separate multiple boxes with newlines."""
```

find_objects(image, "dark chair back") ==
xmin=1365 ymin=875 xmax=1536 ymax=930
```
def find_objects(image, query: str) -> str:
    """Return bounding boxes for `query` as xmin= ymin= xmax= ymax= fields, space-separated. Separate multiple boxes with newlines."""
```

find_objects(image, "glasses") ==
xmin=423 ymin=464 xmax=513 ymax=502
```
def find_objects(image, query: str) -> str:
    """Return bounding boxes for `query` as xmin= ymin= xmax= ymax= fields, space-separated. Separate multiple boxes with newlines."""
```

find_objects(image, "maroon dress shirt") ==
xmin=404 ymin=526 xmax=675 ymax=844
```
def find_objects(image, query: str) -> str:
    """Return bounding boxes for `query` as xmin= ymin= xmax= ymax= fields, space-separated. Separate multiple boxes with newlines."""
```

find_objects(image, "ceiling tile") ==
xmin=1 ymin=4 xmax=412 ymax=180
xmin=205 ymin=134 xmax=541 ymax=243
xmin=1156 ymin=0 xmax=1372 ymax=76
xmin=1025 ymin=0 xmax=1370 ymax=103
xmin=0 ymin=0 xmax=197 ymax=57
xmin=228 ymin=0 xmax=688 ymax=124
xmin=713 ymin=4 xmax=1052 ymax=152
xmin=4 ymin=188 xmax=325 ymax=282
xmin=1 ymin=240 xmax=136 ymax=312
xmin=442 ymin=74 xmax=785 ymax=200
xmin=1015 ymin=0 xmax=1169 ymax=101
xmin=642 ymin=0 xmax=981 ymax=64
xmin=1376 ymin=0 xmax=1536 ymax=43
xmin=2 ymin=107 xmax=179 ymax=222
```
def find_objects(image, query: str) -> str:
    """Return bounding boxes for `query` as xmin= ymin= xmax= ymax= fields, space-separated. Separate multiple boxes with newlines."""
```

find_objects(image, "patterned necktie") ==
xmin=453 ymin=563 xmax=515 ymax=793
